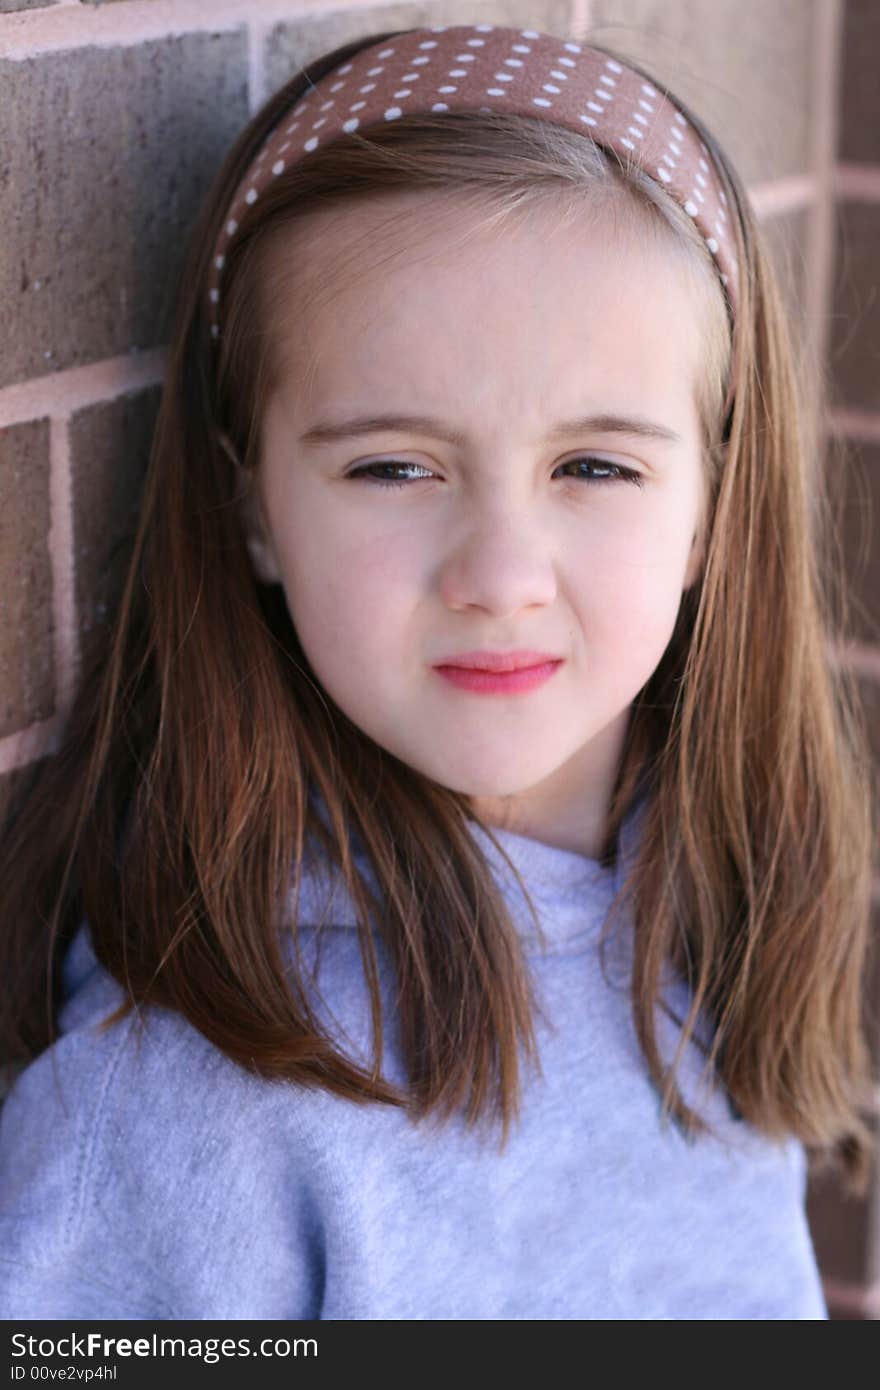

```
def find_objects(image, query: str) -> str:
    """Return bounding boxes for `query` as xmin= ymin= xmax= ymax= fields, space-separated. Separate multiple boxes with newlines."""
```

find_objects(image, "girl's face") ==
xmin=248 ymin=191 xmax=710 ymax=855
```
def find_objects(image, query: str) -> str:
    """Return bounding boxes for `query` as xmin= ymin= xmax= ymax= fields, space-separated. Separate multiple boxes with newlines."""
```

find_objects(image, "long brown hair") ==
xmin=1 ymin=29 xmax=875 ymax=1190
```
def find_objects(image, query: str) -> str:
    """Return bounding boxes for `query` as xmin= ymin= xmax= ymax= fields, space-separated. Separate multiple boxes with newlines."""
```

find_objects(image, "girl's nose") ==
xmin=438 ymin=505 xmax=558 ymax=617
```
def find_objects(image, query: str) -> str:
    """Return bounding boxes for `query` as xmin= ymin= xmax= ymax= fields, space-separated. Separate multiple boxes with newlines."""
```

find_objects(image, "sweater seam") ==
xmin=65 ymin=1009 xmax=141 ymax=1254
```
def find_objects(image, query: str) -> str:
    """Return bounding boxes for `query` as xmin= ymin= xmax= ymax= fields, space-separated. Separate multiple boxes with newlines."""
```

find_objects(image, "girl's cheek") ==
xmin=286 ymin=538 xmax=410 ymax=639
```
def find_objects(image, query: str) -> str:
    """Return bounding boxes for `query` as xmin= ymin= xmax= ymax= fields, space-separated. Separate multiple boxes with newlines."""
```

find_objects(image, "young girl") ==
xmin=0 ymin=22 xmax=874 ymax=1321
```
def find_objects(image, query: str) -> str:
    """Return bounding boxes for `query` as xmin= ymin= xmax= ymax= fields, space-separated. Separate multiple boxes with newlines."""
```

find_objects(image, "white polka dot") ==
xmin=487 ymin=88 xmax=506 ymax=96
xmin=606 ymin=59 xmax=623 ymax=73
xmin=564 ymin=41 xmax=582 ymax=52
xmin=438 ymin=86 xmax=457 ymax=94
xmin=313 ymin=118 xmax=327 ymax=129
xmin=367 ymin=66 xmax=384 ymax=76
xmin=599 ymin=74 xmax=616 ymax=87
xmin=378 ymin=48 xmax=395 ymax=58
xmin=504 ymin=58 xmax=523 ymax=67
xmin=579 ymin=114 xmax=597 ymax=127
xmin=695 ymin=172 xmax=707 ymax=188
xmin=412 ymin=56 xmax=430 ymax=65
xmin=343 ymin=118 xmax=359 ymax=132
xmin=720 ymin=273 xmax=728 ymax=285
xmin=384 ymin=107 xmax=403 ymax=120
xmin=350 ymin=102 xmax=365 ymax=112
xmin=559 ymin=56 xmax=575 ymax=67
xmin=641 ymin=82 xmax=657 ymax=95
xmin=674 ymin=112 xmax=687 ymax=126
xmin=394 ymin=89 xmax=412 ymax=98
xmin=521 ymin=29 xmax=539 ymax=38
xmin=329 ymin=82 xmax=345 ymax=93
xmin=707 ymin=237 xmax=719 ymax=252
xmin=621 ymin=138 xmax=635 ymax=151
xmin=449 ymin=69 xmax=468 ymax=77
xmin=455 ymin=54 xmax=475 ymax=61
xmin=656 ymin=167 xmax=671 ymax=182
xmin=587 ymin=101 xmax=604 ymax=113
xmin=512 ymin=44 xmax=531 ymax=52
xmin=627 ymin=126 xmax=643 ymax=139
xmin=432 ymin=102 xmax=449 ymax=111
xmin=209 ymin=288 xmax=219 ymax=302
xmin=419 ymin=39 xmax=438 ymax=48
xmin=533 ymin=97 xmax=552 ymax=107
xmin=494 ymin=72 xmax=513 ymax=82
xmin=403 ymin=73 xmax=419 ymax=82
xmin=543 ymin=83 xmax=561 ymax=93
xmin=226 ymin=219 xmax=238 ymax=235
xmin=245 ymin=188 xmax=258 ymax=204
xmin=337 ymin=64 xmax=352 ymax=75
xmin=475 ymin=22 xmax=493 ymax=30
xmin=638 ymin=98 xmax=654 ymax=112
xmin=466 ymin=38 xmax=485 ymax=46
xmin=685 ymin=200 xmax=698 ymax=215
xmin=720 ymin=191 xmax=728 ymax=205
xmin=304 ymin=137 xmax=319 ymax=152
xmin=633 ymin=113 xmax=648 ymax=126
xmin=272 ymin=159 xmax=285 ymax=175
xmin=211 ymin=324 xmax=219 ymax=338
xmin=215 ymin=255 xmax=225 ymax=269
xmin=550 ymin=69 xmax=569 ymax=80
xmin=699 ymin=157 xmax=709 ymax=172
xmin=359 ymin=83 xmax=376 ymax=93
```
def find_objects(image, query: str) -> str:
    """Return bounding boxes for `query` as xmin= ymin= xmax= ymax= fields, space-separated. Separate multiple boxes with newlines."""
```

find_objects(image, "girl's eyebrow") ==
xmin=297 ymin=412 xmax=683 ymax=448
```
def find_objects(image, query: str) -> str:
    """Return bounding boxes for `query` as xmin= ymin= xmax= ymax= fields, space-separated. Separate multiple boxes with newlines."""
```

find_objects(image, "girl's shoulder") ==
xmin=12 ymin=918 xmax=263 ymax=1107
xmin=0 ymin=922 xmax=325 ymax=1318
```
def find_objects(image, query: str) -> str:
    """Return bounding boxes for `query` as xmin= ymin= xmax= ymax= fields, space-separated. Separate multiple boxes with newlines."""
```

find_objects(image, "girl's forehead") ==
xmin=263 ymin=251 xmax=706 ymax=460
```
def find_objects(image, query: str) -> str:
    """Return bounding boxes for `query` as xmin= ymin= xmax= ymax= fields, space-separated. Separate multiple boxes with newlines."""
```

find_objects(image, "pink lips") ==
xmin=431 ymin=649 xmax=564 ymax=695
xmin=434 ymin=649 xmax=560 ymax=672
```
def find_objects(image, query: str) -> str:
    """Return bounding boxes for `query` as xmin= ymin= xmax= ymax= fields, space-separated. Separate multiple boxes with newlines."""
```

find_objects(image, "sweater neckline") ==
xmin=463 ymin=797 xmax=645 ymax=951
xmin=298 ymin=788 xmax=647 ymax=954
xmin=470 ymin=818 xmax=610 ymax=891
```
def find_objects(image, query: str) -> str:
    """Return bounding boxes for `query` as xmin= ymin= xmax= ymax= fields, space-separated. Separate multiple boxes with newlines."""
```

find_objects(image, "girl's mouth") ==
xmin=431 ymin=660 xmax=563 ymax=695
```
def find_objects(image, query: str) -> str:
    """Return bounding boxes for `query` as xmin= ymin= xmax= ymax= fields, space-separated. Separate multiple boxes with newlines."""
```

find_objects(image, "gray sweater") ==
xmin=0 ymin=799 xmax=827 ymax=1319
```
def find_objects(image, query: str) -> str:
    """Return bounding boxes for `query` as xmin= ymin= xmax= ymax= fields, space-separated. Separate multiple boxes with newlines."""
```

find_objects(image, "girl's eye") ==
xmin=348 ymin=461 xmax=435 ymax=489
xmin=347 ymin=457 xmax=645 ymax=490
xmin=558 ymin=457 xmax=645 ymax=489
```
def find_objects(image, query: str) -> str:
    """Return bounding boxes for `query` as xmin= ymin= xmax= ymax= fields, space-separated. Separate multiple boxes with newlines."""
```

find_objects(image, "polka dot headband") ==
xmin=207 ymin=23 xmax=739 ymax=414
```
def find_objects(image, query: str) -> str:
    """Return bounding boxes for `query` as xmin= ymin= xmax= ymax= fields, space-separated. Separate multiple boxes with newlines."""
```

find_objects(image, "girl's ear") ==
xmin=219 ymin=432 xmax=283 ymax=585
xmin=683 ymin=453 xmax=715 ymax=590
xmin=683 ymin=526 xmax=705 ymax=591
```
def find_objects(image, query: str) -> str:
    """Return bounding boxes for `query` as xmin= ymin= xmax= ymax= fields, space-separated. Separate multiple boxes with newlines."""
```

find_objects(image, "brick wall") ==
xmin=1 ymin=0 xmax=877 ymax=1319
